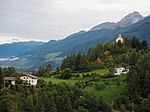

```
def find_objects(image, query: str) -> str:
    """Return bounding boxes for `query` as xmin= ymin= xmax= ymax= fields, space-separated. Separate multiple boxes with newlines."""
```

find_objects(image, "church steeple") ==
xmin=116 ymin=34 xmax=124 ymax=43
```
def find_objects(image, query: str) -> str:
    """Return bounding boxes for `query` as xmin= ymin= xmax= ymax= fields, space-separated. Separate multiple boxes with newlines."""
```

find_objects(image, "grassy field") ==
xmin=40 ymin=77 xmax=84 ymax=85
xmin=40 ymin=69 xmax=109 ymax=84
xmin=83 ymin=69 xmax=109 ymax=75
xmin=40 ymin=69 xmax=126 ymax=104
xmin=85 ymin=84 xmax=125 ymax=104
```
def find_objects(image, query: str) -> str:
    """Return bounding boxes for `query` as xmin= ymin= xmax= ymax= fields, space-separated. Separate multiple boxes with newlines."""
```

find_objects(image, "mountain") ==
xmin=90 ymin=11 xmax=144 ymax=30
xmin=117 ymin=11 xmax=144 ymax=28
xmin=0 ymin=11 xmax=149 ymax=70
xmin=0 ymin=41 xmax=44 ymax=58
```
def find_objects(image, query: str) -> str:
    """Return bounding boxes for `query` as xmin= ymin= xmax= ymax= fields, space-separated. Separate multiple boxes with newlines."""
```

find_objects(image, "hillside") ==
xmin=0 ymin=41 xmax=44 ymax=58
xmin=0 ymin=12 xmax=150 ymax=70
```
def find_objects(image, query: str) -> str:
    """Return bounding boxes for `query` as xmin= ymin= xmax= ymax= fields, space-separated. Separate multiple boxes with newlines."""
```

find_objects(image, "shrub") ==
xmin=95 ymin=83 xmax=105 ymax=91
xmin=61 ymin=68 xmax=72 ymax=79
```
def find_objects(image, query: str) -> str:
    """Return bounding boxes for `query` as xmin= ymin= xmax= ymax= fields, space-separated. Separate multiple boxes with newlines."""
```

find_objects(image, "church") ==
xmin=116 ymin=34 xmax=124 ymax=43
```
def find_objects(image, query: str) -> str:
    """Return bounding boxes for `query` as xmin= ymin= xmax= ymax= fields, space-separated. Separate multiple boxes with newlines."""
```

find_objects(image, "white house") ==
xmin=4 ymin=77 xmax=17 ymax=85
xmin=116 ymin=34 xmax=124 ymax=43
xmin=114 ymin=67 xmax=129 ymax=75
xmin=20 ymin=74 xmax=38 ymax=86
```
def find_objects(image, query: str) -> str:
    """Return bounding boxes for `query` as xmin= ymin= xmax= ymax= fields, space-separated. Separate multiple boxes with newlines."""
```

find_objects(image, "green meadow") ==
xmin=40 ymin=69 xmax=126 ymax=104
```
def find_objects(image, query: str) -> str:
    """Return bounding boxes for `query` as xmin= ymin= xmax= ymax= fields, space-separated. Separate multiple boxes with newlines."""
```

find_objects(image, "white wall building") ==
xmin=116 ymin=34 xmax=124 ymax=43
xmin=4 ymin=77 xmax=17 ymax=85
xmin=20 ymin=74 xmax=38 ymax=86
xmin=114 ymin=67 xmax=129 ymax=75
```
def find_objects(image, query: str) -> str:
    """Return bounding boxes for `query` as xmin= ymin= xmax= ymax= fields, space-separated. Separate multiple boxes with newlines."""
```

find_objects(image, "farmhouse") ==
xmin=4 ymin=77 xmax=17 ymax=85
xmin=114 ymin=67 xmax=129 ymax=75
xmin=20 ymin=74 xmax=38 ymax=86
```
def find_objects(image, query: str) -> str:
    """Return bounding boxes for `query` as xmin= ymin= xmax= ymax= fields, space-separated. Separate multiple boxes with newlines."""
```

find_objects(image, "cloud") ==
xmin=0 ymin=33 xmax=46 ymax=44
xmin=0 ymin=0 xmax=150 ymax=40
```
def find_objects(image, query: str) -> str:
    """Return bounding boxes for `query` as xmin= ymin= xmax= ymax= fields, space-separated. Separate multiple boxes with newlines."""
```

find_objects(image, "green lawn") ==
xmin=84 ymin=75 xmax=126 ymax=104
xmin=40 ymin=69 xmax=125 ymax=104
xmin=39 ymin=77 xmax=84 ymax=85
xmin=82 ymin=69 xmax=109 ymax=75
xmin=40 ymin=69 xmax=109 ymax=84
xmin=85 ymin=84 xmax=125 ymax=104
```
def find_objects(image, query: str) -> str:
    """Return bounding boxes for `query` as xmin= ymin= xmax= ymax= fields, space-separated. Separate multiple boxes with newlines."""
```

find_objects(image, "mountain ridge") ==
xmin=90 ymin=11 xmax=144 ymax=31
xmin=0 ymin=41 xmax=45 ymax=58
xmin=0 ymin=11 xmax=149 ymax=70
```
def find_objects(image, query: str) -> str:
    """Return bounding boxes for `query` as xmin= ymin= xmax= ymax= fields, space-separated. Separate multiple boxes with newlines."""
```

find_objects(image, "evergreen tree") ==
xmin=127 ymin=54 xmax=150 ymax=98
xmin=0 ymin=67 xmax=4 ymax=89
xmin=61 ymin=68 xmax=72 ymax=79
xmin=141 ymin=40 xmax=148 ymax=50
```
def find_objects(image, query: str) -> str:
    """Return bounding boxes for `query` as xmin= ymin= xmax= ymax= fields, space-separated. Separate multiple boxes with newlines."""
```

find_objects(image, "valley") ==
xmin=0 ymin=9 xmax=150 ymax=112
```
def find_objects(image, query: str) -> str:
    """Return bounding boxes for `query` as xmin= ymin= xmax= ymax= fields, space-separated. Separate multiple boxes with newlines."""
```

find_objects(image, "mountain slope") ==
xmin=0 ymin=12 xmax=150 ymax=70
xmin=22 ymin=16 xmax=150 ymax=69
xmin=90 ymin=11 xmax=143 ymax=30
xmin=0 ymin=41 xmax=44 ymax=58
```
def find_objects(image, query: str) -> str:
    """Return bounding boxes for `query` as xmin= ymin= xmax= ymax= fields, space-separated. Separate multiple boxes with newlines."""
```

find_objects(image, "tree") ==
xmin=120 ymin=104 xmax=127 ymax=112
xmin=61 ymin=54 xmax=76 ymax=70
xmin=129 ymin=51 xmax=139 ymax=66
xmin=3 ymin=67 xmax=16 ymax=77
xmin=141 ymin=40 xmax=148 ymax=50
xmin=75 ymin=54 xmax=88 ymax=70
xmin=61 ymin=68 xmax=72 ymax=79
xmin=75 ymin=52 xmax=82 ymax=70
xmin=124 ymin=37 xmax=131 ymax=47
xmin=127 ymin=54 xmax=150 ymax=98
xmin=0 ymin=88 xmax=17 ymax=112
xmin=0 ymin=67 xmax=4 ymax=89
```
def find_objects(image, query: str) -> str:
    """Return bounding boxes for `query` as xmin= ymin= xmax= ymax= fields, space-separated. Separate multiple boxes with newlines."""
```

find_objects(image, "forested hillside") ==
xmin=61 ymin=37 xmax=148 ymax=71
xmin=0 ymin=39 xmax=150 ymax=112
xmin=0 ymin=14 xmax=150 ymax=70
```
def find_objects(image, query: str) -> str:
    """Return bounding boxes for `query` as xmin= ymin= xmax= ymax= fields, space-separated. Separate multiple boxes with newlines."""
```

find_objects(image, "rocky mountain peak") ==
xmin=117 ymin=11 xmax=144 ymax=27
xmin=90 ymin=11 xmax=144 ymax=31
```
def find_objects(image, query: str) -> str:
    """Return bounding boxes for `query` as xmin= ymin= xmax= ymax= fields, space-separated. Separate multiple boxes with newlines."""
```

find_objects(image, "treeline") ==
xmin=32 ymin=64 xmax=52 ymax=77
xmin=32 ymin=64 xmax=60 ymax=77
xmin=61 ymin=37 xmax=148 ymax=71
xmin=61 ymin=53 xmax=88 ymax=71
xmin=0 ymin=80 xmax=110 ymax=112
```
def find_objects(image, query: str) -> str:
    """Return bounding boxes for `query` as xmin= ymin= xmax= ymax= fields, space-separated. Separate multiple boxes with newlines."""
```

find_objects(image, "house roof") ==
xmin=21 ymin=74 xmax=38 ymax=79
xmin=4 ymin=77 xmax=17 ymax=81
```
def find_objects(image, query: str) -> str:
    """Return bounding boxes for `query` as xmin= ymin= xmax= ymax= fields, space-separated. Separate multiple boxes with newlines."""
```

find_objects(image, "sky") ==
xmin=0 ymin=0 xmax=150 ymax=43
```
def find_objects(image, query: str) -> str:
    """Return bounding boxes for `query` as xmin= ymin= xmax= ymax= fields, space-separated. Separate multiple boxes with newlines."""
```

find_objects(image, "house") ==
xmin=4 ymin=77 xmax=17 ymax=85
xmin=114 ymin=67 xmax=129 ymax=75
xmin=116 ymin=34 xmax=124 ymax=43
xmin=20 ymin=74 xmax=38 ymax=86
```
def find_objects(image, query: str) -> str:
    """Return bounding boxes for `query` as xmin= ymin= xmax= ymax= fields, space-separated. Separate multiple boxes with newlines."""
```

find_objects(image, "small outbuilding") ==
xmin=4 ymin=77 xmax=17 ymax=85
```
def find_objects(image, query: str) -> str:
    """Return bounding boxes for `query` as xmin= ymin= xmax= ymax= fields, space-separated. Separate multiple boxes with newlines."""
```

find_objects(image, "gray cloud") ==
xmin=0 ymin=0 xmax=150 ymax=41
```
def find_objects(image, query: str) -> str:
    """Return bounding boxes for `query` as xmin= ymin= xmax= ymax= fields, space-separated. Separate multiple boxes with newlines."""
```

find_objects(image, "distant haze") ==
xmin=0 ymin=0 xmax=150 ymax=42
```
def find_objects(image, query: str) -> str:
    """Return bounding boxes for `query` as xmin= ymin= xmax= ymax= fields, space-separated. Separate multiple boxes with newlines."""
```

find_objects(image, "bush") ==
xmin=61 ymin=68 xmax=72 ymax=79
xmin=104 ymin=80 xmax=110 ymax=86
xmin=95 ymin=83 xmax=105 ymax=91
